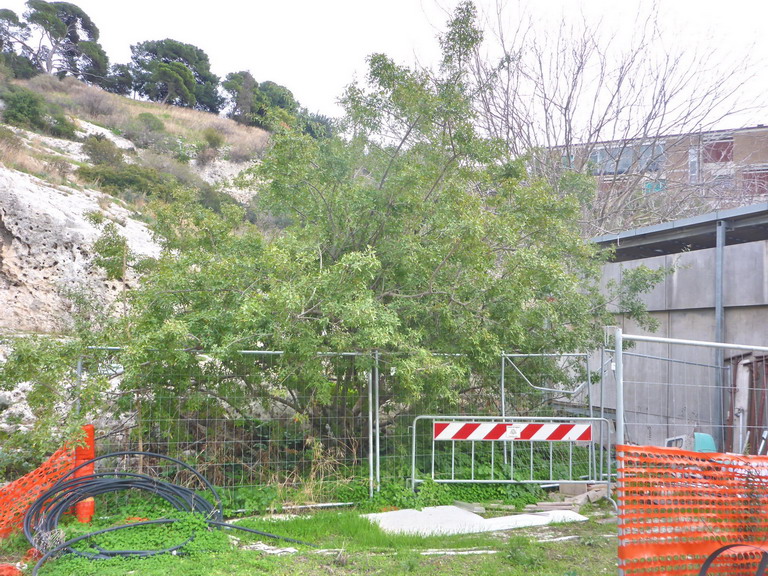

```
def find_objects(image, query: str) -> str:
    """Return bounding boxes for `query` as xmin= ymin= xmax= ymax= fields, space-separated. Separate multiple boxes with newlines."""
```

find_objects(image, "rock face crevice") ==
xmin=0 ymin=209 xmax=19 ymax=288
xmin=0 ymin=167 xmax=159 ymax=334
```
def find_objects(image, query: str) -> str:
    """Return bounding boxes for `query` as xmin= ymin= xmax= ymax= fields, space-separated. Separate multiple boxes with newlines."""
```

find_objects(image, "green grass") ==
xmin=2 ymin=508 xmax=617 ymax=575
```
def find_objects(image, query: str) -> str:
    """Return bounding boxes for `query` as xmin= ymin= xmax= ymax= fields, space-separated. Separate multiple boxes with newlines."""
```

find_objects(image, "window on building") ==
xmin=702 ymin=138 xmax=734 ymax=163
xmin=588 ymin=145 xmax=650 ymax=175
xmin=638 ymin=144 xmax=664 ymax=172
xmin=743 ymin=169 xmax=768 ymax=196
xmin=688 ymin=148 xmax=699 ymax=185
xmin=711 ymin=174 xmax=735 ymax=193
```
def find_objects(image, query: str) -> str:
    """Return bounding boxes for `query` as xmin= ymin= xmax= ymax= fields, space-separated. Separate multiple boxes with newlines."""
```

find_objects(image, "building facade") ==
xmin=555 ymin=125 xmax=768 ymax=235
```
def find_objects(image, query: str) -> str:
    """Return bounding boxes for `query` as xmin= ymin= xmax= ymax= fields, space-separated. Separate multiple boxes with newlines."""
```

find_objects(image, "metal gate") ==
xmin=410 ymin=415 xmax=612 ymax=494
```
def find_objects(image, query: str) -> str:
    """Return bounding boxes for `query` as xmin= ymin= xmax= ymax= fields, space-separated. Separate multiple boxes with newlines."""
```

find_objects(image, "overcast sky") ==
xmin=3 ymin=0 xmax=767 ymax=123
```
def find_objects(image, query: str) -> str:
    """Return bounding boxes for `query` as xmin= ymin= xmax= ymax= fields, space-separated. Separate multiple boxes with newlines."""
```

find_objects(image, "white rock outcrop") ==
xmin=0 ymin=166 xmax=159 ymax=333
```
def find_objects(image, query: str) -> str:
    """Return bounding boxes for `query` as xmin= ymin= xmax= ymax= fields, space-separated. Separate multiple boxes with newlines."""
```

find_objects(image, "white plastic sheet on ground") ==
xmin=363 ymin=505 xmax=587 ymax=536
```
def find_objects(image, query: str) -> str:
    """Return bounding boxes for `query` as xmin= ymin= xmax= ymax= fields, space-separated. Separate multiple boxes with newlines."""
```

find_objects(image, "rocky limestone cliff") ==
xmin=0 ymin=166 xmax=159 ymax=333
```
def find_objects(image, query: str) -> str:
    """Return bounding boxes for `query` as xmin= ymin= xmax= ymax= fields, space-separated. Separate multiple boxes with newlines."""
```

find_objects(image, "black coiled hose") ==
xmin=23 ymin=451 xmax=314 ymax=575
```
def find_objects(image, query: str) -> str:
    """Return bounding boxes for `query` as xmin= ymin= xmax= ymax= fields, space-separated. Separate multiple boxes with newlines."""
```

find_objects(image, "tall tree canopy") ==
xmin=118 ymin=1 xmax=641 ymax=404
xmin=130 ymin=39 xmax=223 ymax=113
xmin=0 ymin=1 xmax=661 ymax=459
xmin=222 ymin=70 xmax=299 ymax=130
xmin=0 ymin=1 xmax=107 ymax=82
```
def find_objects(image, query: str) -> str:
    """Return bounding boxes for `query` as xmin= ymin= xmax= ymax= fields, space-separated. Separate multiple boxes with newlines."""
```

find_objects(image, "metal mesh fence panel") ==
xmin=611 ymin=339 xmax=730 ymax=450
xmin=80 ymin=349 xmax=374 ymax=504
xmin=611 ymin=333 xmax=768 ymax=454
xmin=501 ymin=353 xmax=594 ymax=419
xmin=378 ymin=352 xmax=600 ymax=490
xmin=77 ymin=347 xmax=600 ymax=500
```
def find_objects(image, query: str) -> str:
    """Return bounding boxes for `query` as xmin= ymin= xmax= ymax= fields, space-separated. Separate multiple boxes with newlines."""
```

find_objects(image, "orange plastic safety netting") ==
xmin=618 ymin=445 xmax=768 ymax=575
xmin=0 ymin=446 xmax=74 ymax=539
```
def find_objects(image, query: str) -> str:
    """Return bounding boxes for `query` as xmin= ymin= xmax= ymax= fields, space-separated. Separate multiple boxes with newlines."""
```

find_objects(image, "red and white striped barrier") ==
xmin=433 ymin=421 xmax=592 ymax=442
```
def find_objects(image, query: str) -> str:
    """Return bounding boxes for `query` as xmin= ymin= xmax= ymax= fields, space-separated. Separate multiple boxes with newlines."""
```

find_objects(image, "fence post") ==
xmin=367 ymin=368 xmax=374 ymax=498
xmin=501 ymin=352 xmax=508 ymax=464
xmin=374 ymin=350 xmax=381 ymax=492
xmin=615 ymin=327 xmax=624 ymax=447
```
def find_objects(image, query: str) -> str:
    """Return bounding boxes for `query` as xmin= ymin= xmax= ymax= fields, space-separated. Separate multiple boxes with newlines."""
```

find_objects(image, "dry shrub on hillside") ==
xmin=25 ymin=74 xmax=75 ymax=94
xmin=77 ymin=89 xmax=116 ymax=118
xmin=227 ymin=129 xmax=270 ymax=163
xmin=139 ymin=150 xmax=208 ymax=189
xmin=22 ymin=75 xmax=80 ymax=116
xmin=15 ymin=77 xmax=271 ymax=163
xmin=43 ymin=157 xmax=72 ymax=180
xmin=0 ymin=127 xmax=44 ymax=174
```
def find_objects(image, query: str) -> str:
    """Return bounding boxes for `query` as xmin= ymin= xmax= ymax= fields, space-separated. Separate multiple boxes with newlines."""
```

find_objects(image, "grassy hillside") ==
xmin=0 ymin=73 xmax=270 ymax=209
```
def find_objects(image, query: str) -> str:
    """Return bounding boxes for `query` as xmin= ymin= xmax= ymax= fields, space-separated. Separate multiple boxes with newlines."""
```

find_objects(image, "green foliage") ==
xmin=0 ymin=2 xmax=663 ymax=497
xmin=0 ymin=336 xmax=95 ymax=477
xmin=506 ymin=535 xmax=546 ymax=569
xmin=102 ymin=62 xmax=133 ymax=95
xmin=82 ymin=134 xmax=124 ymax=165
xmin=606 ymin=264 xmax=670 ymax=330
xmin=202 ymin=126 xmax=224 ymax=149
xmin=153 ymin=61 xmax=197 ymax=107
xmin=359 ymin=479 xmax=540 ymax=512
xmin=325 ymin=479 xmax=370 ymax=503
xmin=0 ymin=124 xmax=21 ymax=148
xmin=359 ymin=480 xmax=452 ymax=512
xmin=131 ymin=39 xmax=223 ymax=113
xmin=1 ymin=1 xmax=108 ymax=82
xmin=120 ymin=112 xmax=167 ymax=149
xmin=298 ymin=111 xmax=335 ymax=139
xmin=76 ymin=163 xmax=177 ymax=200
xmin=47 ymin=111 xmax=77 ymax=139
xmin=1 ymin=84 xmax=77 ymax=138
xmin=92 ymin=221 xmax=133 ymax=280
xmin=137 ymin=112 xmax=165 ymax=132
xmin=222 ymin=71 xmax=299 ymax=131
xmin=444 ymin=483 xmax=542 ymax=507
xmin=221 ymin=485 xmax=281 ymax=515
xmin=54 ymin=512 xmax=230 ymax=572
xmin=0 ymin=50 xmax=38 ymax=79
xmin=233 ymin=1 xmax=612 ymax=406
xmin=364 ymin=482 xmax=418 ymax=511
xmin=2 ymin=85 xmax=46 ymax=128
xmin=19 ymin=508 xmax=617 ymax=575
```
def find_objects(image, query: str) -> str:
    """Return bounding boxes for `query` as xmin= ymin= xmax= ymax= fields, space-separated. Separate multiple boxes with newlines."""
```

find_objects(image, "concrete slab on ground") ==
xmin=363 ymin=505 xmax=587 ymax=536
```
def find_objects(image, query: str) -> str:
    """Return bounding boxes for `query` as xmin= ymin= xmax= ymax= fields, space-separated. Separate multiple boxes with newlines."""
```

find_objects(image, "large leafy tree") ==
xmin=101 ymin=62 xmax=133 ymax=95
xmin=114 ymin=2 xmax=618 ymax=422
xmin=0 ymin=2 xmax=660 ymax=463
xmin=131 ymin=39 xmax=223 ymax=113
xmin=222 ymin=70 xmax=264 ymax=124
xmin=222 ymin=70 xmax=299 ymax=131
xmin=0 ymin=1 xmax=107 ymax=82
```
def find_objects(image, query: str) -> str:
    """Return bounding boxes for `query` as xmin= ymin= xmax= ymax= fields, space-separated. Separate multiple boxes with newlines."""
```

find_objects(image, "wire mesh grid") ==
xmin=76 ymin=348 xmax=599 ymax=500
xmin=409 ymin=416 xmax=610 ymax=487
xmin=610 ymin=338 xmax=768 ymax=454
xmin=80 ymin=349 xmax=374 ymax=503
xmin=374 ymin=351 xmax=507 ymax=484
